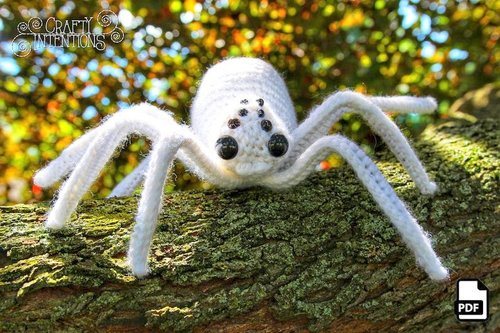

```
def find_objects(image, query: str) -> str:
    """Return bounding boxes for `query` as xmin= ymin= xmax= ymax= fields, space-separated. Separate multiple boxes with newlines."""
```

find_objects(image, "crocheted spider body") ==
xmin=191 ymin=58 xmax=295 ymax=178
xmin=34 ymin=57 xmax=449 ymax=280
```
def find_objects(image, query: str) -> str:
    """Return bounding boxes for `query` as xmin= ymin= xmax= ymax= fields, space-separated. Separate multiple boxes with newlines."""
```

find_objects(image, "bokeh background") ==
xmin=0 ymin=0 xmax=498 ymax=205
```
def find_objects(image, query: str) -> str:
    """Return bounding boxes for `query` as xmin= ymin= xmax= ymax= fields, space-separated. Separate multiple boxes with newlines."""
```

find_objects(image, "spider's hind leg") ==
xmin=290 ymin=91 xmax=438 ymax=195
xmin=108 ymin=155 xmax=150 ymax=198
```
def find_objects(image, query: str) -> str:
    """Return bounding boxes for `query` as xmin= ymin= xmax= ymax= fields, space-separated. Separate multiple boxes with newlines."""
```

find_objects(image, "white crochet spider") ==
xmin=34 ymin=57 xmax=449 ymax=280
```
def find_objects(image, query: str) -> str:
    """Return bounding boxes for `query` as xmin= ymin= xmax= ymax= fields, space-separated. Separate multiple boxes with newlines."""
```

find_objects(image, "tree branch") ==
xmin=0 ymin=118 xmax=498 ymax=332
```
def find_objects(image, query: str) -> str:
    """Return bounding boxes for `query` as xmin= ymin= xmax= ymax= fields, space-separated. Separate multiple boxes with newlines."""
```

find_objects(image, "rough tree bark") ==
xmin=0 ymin=118 xmax=498 ymax=333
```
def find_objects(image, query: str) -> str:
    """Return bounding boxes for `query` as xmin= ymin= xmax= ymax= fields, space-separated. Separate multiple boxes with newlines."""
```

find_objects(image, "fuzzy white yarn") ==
xmin=34 ymin=57 xmax=448 ymax=280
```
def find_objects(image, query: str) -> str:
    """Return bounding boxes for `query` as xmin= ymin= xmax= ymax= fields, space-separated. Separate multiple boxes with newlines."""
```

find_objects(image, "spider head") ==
xmin=215 ymin=96 xmax=291 ymax=178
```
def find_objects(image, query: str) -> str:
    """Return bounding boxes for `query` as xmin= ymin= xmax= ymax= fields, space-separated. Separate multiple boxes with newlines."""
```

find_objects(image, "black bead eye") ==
xmin=228 ymin=118 xmax=240 ymax=129
xmin=239 ymin=108 xmax=248 ymax=117
xmin=268 ymin=134 xmax=288 ymax=157
xmin=257 ymin=98 xmax=264 ymax=107
xmin=257 ymin=109 xmax=265 ymax=118
xmin=240 ymin=99 xmax=248 ymax=104
xmin=261 ymin=119 xmax=272 ymax=132
xmin=216 ymin=136 xmax=238 ymax=160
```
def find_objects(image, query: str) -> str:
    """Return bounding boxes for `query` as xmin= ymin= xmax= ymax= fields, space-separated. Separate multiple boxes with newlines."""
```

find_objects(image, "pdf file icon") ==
xmin=454 ymin=279 xmax=489 ymax=321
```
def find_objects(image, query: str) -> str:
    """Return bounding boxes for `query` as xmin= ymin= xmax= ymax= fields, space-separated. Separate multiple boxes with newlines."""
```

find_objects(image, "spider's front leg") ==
xmin=290 ymin=91 xmax=438 ymax=195
xmin=262 ymin=135 xmax=448 ymax=281
xmin=108 ymin=123 xmax=244 ymax=199
xmin=107 ymin=136 xmax=244 ymax=198
xmin=126 ymin=133 xmax=245 ymax=276
xmin=127 ymin=134 xmax=184 ymax=277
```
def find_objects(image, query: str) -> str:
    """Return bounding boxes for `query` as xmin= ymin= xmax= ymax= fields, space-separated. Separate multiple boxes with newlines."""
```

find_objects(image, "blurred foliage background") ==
xmin=0 ymin=0 xmax=498 ymax=205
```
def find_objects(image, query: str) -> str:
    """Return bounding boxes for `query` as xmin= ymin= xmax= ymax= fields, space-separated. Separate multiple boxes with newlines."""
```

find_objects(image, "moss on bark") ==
xmin=0 ymin=119 xmax=498 ymax=332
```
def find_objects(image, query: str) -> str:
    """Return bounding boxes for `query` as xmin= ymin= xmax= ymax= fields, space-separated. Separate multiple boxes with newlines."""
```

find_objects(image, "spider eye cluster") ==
xmin=216 ymin=97 xmax=289 ymax=160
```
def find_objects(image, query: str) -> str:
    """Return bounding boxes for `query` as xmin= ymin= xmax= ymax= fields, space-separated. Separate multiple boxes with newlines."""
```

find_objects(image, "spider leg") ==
xmin=127 ymin=135 xmax=183 ymax=277
xmin=34 ymin=104 xmax=176 ymax=188
xmin=262 ymin=135 xmax=448 ymax=281
xmin=290 ymin=91 xmax=437 ymax=194
xmin=108 ymin=119 xmax=242 ymax=198
xmin=175 ymin=145 xmax=240 ymax=187
xmin=108 ymin=134 xmax=237 ymax=277
xmin=367 ymin=95 xmax=437 ymax=114
xmin=108 ymin=144 xmax=241 ymax=198
xmin=107 ymin=155 xmax=151 ymax=198
xmin=42 ymin=104 xmax=172 ymax=229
